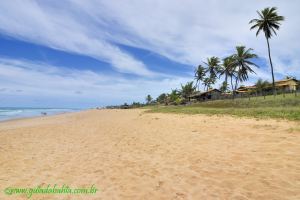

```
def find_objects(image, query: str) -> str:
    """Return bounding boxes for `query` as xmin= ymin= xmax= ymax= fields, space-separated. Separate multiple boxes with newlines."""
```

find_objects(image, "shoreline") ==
xmin=0 ymin=109 xmax=83 ymax=123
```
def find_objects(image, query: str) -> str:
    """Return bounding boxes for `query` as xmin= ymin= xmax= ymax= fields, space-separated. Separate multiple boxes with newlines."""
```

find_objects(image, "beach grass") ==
xmin=146 ymin=93 xmax=300 ymax=120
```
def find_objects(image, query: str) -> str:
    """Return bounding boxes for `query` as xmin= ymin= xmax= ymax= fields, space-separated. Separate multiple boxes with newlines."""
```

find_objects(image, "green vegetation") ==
xmin=114 ymin=7 xmax=298 ymax=121
xmin=143 ymin=7 xmax=286 ymax=107
xmin=145 ymin=94 xmax=153 ymax=104
xmin=147 ymin=93 xmax=300 ymax=120
xmin=194 ymin=65 xmax=206 ymax=91
xmin=180 ymin=81 xmax=196 ymax=99
xmin=142 ymin=7 xmax=293 ymax=120
xmin=255 ymin=78 xmax=270 ymax=95
xmin=202 ymin=56 xmax=220 ymax=91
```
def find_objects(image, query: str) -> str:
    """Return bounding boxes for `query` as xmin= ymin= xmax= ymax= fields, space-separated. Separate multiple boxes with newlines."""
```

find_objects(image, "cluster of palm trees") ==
xmin=147 ymin=7 xmax=284 ymax=105
xmin=196 ymin=7 xmax=284 ymax=96
xmin=195 ymin=46 xmax=259 ymax=96
xmin=154 ymin=82 xmax=195 ymax=105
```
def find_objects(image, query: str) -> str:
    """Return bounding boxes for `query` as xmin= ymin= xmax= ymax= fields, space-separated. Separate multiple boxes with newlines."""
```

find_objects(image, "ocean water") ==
xmin=0 ymin=107 xmax=79 ymax=122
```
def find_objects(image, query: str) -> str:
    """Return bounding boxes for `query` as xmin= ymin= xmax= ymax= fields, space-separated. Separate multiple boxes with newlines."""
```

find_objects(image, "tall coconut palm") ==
xmin=202 ymin=78 xmax=209 ymax=92
xmin=219 ymin=56 xmax=235 ymax=92
xmin=204 ymin=57 xmax=221 ymax=79
xmin=194 ymin=65 xmax=206 ymax=91
xmin=231 ymin=46 xmax=259 ymax=95
xmin=229 ymin=67 xmax=238 ymax=95
xmin=249 ymin=7 xmax=284 ymax=95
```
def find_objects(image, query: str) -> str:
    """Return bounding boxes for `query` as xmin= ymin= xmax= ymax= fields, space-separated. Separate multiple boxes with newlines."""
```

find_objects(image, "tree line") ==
xmin=143 ymin=7 xmax=285 ymax=105
xmin=113 ymin=7 xmax=288 ymax=108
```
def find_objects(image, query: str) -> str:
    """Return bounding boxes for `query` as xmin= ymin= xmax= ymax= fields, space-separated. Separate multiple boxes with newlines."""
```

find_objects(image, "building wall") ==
xmin=211 ymin=91 xmax=221 ymax=100
xmin=276 ymin=80 xmax=298 ymax=91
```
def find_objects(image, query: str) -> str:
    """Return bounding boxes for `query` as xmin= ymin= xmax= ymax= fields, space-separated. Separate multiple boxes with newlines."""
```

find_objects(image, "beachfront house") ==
xmin=189 ymin=89 xmax=222 ymax=101
xmin=236 ymin=78 xmax=299 ymax=94
xmin=236 ymin=85 xmax=257 ymax=94
xmin=275 ymin=78 xmax=298 ymax=91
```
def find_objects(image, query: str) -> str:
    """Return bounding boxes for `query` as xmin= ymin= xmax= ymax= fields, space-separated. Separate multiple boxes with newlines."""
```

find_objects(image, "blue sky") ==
xmin=0 ymin=0 xmax=299 ymax=108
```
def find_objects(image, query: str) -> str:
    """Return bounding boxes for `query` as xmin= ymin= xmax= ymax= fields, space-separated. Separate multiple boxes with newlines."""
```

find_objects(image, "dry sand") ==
xmin=0 ymin=109 xmax=300 ymax=200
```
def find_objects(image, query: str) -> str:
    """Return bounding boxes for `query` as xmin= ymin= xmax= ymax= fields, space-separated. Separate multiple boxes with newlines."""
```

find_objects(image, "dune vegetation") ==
xmin=146 ymin=93 xmax=300 ymax=120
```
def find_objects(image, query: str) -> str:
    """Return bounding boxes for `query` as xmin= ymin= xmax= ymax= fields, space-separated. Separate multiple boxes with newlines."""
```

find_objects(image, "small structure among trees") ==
xmin=276 ymin=78 xmax=298 ymax=92
xmin=189 ymin=89 xmax=222 ymax=101
xmin=236 ymin=78 xmax=298 ymax=95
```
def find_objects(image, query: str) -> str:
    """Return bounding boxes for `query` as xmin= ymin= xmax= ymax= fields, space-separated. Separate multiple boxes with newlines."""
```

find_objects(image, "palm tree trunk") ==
xmin=266 ymin=37 xmax=276 ymax=96
xmin=230 ymin=76 xmax=234 ymax=99
xmin=235 ymin=78 xmax=238 ymax=91
xmin=233 ymin=77 xmax=239 ymax=99
xmin=225 ymin=74 xmax=228 ymax=92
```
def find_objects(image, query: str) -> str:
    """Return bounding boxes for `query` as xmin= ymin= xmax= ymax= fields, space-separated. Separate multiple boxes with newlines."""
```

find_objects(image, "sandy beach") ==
xmin=0 ymin=109 xmax=299 ymax=199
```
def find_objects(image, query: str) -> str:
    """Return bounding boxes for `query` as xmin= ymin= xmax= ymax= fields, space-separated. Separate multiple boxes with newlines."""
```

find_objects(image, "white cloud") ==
xmin=0 ymin=1 xmax=154 ymax=76
xmin=1 ymin=0 xmax=299 ymax=79
xmin=71 ymin=0 xmax=300 ymax=78
xmin=0 ymin=58 xmax=190 ymax=107
xmin=0 ymin=0 xmax=299 ymax=107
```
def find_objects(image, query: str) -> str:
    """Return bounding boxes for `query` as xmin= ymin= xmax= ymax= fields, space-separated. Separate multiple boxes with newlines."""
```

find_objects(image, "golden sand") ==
xmin=0 ymin=109 xmax=299 ymax=199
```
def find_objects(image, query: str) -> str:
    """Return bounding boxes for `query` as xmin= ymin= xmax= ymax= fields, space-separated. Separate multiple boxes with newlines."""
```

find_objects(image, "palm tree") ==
xmin=204 ymin=56 xmax=221 ymax=79
xmin=255 ymin=78 xmax=270 ymax=95
xmin=219 ymin=56 xmax=235 ymax=92
xmin=249 ymin=7 xmax=284 ymax=95
xmin=219 ymin=81 xmax=228 ymax=93
xmin=169 ymin=89 xmax=180 ymax=104
xmin=231 ymin=46 xmax=259 ymax=96
xmin=194 ymin=65 xmax=206 ymax=91
xmin=202 ymin=77 xmax=209 ymax=92
xmin=202 ymin=77 xmax=216 ymax=92
xmin=146 ymin=94 xmax=152 ymax=104
xmin=285 ymin=75 xmax=296 ymax=80
xmin=180 ymin=81 xmax=196 ymax=100
xmin=229 ymin=67 xmax=238 ymax=96
xmin=156 ymin=93 xmax=167 ymax=104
